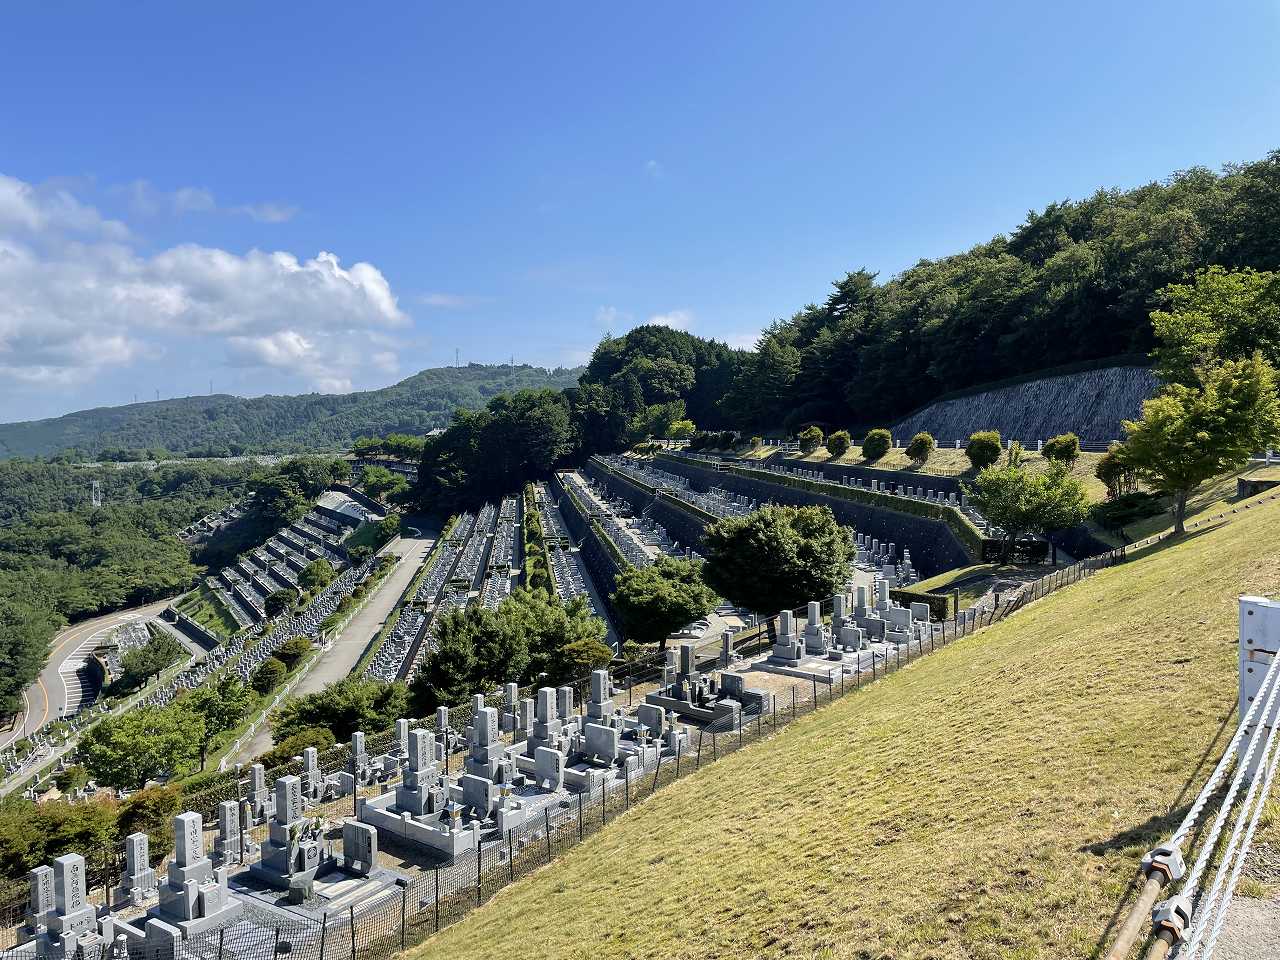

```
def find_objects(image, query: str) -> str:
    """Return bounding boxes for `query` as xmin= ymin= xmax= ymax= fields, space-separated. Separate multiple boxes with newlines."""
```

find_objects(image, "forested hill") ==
xmin=0 ymin=364 xmax=582 ymax=460
xmin=722 ymin=150 xmax=1280 ymax=430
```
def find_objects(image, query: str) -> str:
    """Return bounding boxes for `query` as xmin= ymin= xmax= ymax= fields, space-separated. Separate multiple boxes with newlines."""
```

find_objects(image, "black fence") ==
xmin=10 ymin=488 xmax=1277 ymax=960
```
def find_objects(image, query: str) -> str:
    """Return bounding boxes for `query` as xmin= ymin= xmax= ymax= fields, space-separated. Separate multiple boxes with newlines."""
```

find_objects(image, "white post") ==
xmin=1241 ymin=596 xmax=1280 ymax=782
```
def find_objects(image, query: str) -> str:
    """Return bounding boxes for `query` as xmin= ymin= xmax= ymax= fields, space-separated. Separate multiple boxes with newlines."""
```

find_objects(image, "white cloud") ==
xmin=232 ymin=202 xmax=298 ymax=224
xmin=594 ymin=305 xmax=627 ymax=329
xmin=172 ymin=186 xmax=216 ymax=214
xmin=419 ymin=292 xmax=483 ymax=308
xmin=647 ymin=309 xmax=693 ymax=331
xmin=725 ymin=329 xmax=762 ymax=350
xmin=0 ymin=171 xmax=405 ymax=394
xmin=109 ymin=178 xmax=296 ymax=222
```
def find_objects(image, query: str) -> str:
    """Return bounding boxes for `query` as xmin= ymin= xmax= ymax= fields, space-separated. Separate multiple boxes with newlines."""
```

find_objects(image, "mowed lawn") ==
xmin=409 ymin=497 xmax=1280 ymax=960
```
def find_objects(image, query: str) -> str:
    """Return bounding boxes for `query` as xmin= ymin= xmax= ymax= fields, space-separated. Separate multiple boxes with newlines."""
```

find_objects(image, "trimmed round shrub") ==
xmin=965 ymin=430 xmax=1003 ymax=470
xmin=257 ymin=726 xmax=336 ymax=769
xmin=251 ymin=657 xmax=287 ymax=695
xmin=906 ymin=431 xmax=935 ymax=464
xmin=798 ymin=425 xmax=824 ymax=454
xmin=1042 ymin=432 xmax=1081 ymax=465
xmin=1096 ymin=446 xmax=1138 ymax=498
xmin=862 ymin=428 xmax=892 ymax=461
xmin=826 ymin=430 xmax=851 ymax=458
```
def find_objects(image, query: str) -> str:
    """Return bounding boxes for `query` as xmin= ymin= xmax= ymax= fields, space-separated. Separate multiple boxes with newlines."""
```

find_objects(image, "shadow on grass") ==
xmin=1120 ymin=525 xmax=1219 ymax=564
xmin=1084 ymin=701 xmax=1236 ymax=957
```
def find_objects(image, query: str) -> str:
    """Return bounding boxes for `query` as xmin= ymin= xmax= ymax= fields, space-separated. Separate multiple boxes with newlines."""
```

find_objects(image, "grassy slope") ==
xmin=745 ymin=444 xmax=1110 ymax=501
xmin=413 ymin=498 xmax=1280 ymax=960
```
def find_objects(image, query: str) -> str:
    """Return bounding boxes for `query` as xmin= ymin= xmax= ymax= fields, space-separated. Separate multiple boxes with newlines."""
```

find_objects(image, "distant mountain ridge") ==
xmin=0 ymin=364 xmax=583 ymax=459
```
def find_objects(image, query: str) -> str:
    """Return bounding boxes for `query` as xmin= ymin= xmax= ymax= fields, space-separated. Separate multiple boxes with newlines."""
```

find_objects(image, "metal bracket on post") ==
xmin=1140 ymin=844 xmax=1185 ymax=884
xmin=1240 ymin=596 xmax=1280 ymax=782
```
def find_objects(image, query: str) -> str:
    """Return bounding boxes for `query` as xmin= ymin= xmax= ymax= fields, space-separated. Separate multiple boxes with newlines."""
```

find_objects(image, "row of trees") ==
xmin=720 ymin=152 xmax=1280 ymax=430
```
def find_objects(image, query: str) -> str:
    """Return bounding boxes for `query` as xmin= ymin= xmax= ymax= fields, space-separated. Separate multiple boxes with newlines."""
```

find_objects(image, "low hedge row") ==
xmin=659 ymin=453 xmax=987 ymax=557
xmin=888 ymin=587 xmax=953 ymax=621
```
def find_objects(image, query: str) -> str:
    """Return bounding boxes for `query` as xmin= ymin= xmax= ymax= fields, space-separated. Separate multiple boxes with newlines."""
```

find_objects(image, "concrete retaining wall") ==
xmin=655 ymin=458 xmax=971 ymax=579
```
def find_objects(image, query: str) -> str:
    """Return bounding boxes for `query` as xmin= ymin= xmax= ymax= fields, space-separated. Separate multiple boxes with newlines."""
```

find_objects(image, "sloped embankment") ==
xmin=891 ymin=364 xmax=1158 ymax=442
xmin=408 ymin=498 xmax=1280 ymax=960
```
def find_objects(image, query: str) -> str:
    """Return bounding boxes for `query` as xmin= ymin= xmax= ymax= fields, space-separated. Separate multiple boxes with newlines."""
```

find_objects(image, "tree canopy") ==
xmin=79 ymin=703 xmax=205 ymax=790
xmin=270 ymin=676 xmax=409 ymax=744
xmin=611 ymin=558 xmax=718 ymax=649
xmin=965 ymin=465 xmax=1091 ymax=559
xmin=1119 ymin=354 xmax=1280 ymax=532
xmin=702 ymin=505 xmax=854 ymax=614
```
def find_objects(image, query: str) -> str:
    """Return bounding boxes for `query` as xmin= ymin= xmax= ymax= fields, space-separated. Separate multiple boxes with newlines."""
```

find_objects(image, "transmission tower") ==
xmin=90 ymin=480 xmax=102 ymax=508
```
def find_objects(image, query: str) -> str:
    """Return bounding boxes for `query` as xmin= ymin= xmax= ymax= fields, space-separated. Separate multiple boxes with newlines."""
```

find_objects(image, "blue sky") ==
xmin=1 ymin=0 xmax=1277 ymax=421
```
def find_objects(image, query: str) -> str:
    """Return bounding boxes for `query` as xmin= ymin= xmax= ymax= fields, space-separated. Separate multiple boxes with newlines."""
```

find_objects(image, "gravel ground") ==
xmin=1216 ymin=896 xmax=1280 ymax=959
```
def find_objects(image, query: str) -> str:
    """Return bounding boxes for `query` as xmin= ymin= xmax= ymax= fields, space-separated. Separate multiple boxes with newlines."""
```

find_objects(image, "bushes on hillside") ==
xmin=256 ymin=726 xmax=336 ymax=769
xmin=1096 ymin=446 xmax=1139 ymax=499
xmin=702 ymin=504 xmax=854 ymax=613
xmin=826 ymin=430 xmax=851 ymax=458
xmin=250 ymin=657 xmax=287 ymax=695
xmin=1090 ymin=492 xmax=1165 ymax=532
xmin=965 ymin=431 xmax=1003 ymax=470
xmin=797 ymin=426 xmax=824 ymax=454
xmin=906 ymin=432 xmax=935 ymax=465
xmin=1042 ymin=432 xmax=1080 ymax=465
xmin=862 ymin=428 xmax=892 ymax=461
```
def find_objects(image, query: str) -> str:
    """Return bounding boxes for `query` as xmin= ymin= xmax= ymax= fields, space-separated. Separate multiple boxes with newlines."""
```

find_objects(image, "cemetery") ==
xmin=3 ymin=560 xmax=970 ymax=958
xmin=366 ymin=505 xmax=506 ymax=684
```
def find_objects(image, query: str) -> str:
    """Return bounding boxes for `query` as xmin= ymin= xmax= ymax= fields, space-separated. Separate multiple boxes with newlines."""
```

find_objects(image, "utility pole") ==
xmin=455 ymin=347 xmax=460 ymax=368
xmin=90 ymin=481 xmax=102 ymax=509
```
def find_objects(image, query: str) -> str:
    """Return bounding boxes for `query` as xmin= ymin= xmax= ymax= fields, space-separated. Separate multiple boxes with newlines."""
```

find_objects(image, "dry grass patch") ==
xmin=408 ymin=499 xmax=1280 ymax=960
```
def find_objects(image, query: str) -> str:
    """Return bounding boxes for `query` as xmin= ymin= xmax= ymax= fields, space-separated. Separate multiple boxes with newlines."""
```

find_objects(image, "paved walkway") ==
xmin=229 ymin=529 xmax=438 ymax=763
xmin=0 ymin=600 xmax=172 ymax=751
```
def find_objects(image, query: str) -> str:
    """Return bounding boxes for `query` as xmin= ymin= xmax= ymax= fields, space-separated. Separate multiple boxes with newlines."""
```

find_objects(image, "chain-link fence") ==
xmin=10 ymin=491 xmax=1276 ymax=960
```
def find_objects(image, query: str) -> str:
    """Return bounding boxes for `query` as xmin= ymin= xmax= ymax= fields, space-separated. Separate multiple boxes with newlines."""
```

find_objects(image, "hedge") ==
xmin=888 ymin=587 xmax=953 ymax=621
xmin=658 ymin=452 xmax=988 ymax=557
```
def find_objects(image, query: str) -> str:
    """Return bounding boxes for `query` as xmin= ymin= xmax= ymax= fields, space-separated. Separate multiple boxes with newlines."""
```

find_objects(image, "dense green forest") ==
xmin=0 ymin=364 xmax=582 ymax=460
xmin=722 ymin=151 xmax=1280 ymax=429
xmin=417 ymin=151 xmax=1280 ymax=506
xmin=0 ymin=457 xmax=347 ymax=716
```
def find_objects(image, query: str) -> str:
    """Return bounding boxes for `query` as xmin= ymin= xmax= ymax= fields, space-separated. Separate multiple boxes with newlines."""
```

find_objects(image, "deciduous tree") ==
xmin=1119 ymin=354 xmax=1280 ymax=533
xmin=702 ymin=505 xmax=853 ymax=614
xmin=611 ymin=558 xmax=718 ymax=649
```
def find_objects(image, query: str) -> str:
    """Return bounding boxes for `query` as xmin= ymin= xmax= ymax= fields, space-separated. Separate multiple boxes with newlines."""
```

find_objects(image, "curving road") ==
xmin=0 ymin=599 xmax=172 ymax=750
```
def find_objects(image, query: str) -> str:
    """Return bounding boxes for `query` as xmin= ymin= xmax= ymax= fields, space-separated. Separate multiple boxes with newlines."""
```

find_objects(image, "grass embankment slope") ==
xmin=411 ymin=498 xmax=1280 ymax=960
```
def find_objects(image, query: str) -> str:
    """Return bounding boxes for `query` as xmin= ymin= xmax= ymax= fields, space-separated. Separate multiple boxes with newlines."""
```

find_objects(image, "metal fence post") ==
xmin=696 ymin=733 xmax=703 ymax=768
xmin=475 ymin=843 xmax=483 ymax=906
xmin=400 ymin=885 xmax=407 ymax=949
xmin=507 ymin=829 xmax=515 ymax=881
xmin=544 ymin=808 xmax=553 ymax=860
xmin=791 ymin=685 xmax=797 ymax=718
xmin=624 ymin=765 xmax=630 ymax=807
xmin=577 ymin=791 xmax=584 ymax=840
xmin=433 ymin=868 xmax=440 ymax=931
xmin=712 ymin=731 xmax=717 ymax=760
xmin=218 ymin=928 xmax=225 ymax=960
xmin=651 ymin=752 xmax=663 ymax=792
xmin=601 ymin=780 xmax=607 ymax=824
xmin=811 ymin=675 xmax=818 ymax=704
xmin=319 ymin=912 xmax=327 ymax=960
xmin=348 ymin=905 xmax=356 ymax=960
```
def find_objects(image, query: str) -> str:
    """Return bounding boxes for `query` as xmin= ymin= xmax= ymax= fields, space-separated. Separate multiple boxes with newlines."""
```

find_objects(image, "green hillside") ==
xmin=410 ymin=495 xmax=1278 ymax=960
xmin=0 ymin=363 xmax=582 ymax=460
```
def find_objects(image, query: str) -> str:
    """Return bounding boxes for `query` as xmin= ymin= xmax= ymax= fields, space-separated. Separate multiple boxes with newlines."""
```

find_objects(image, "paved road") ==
xmin=230 ymin=530 xmax=438 ymax=763
xmin=0 ymin=599 xmax=172 ymax=750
